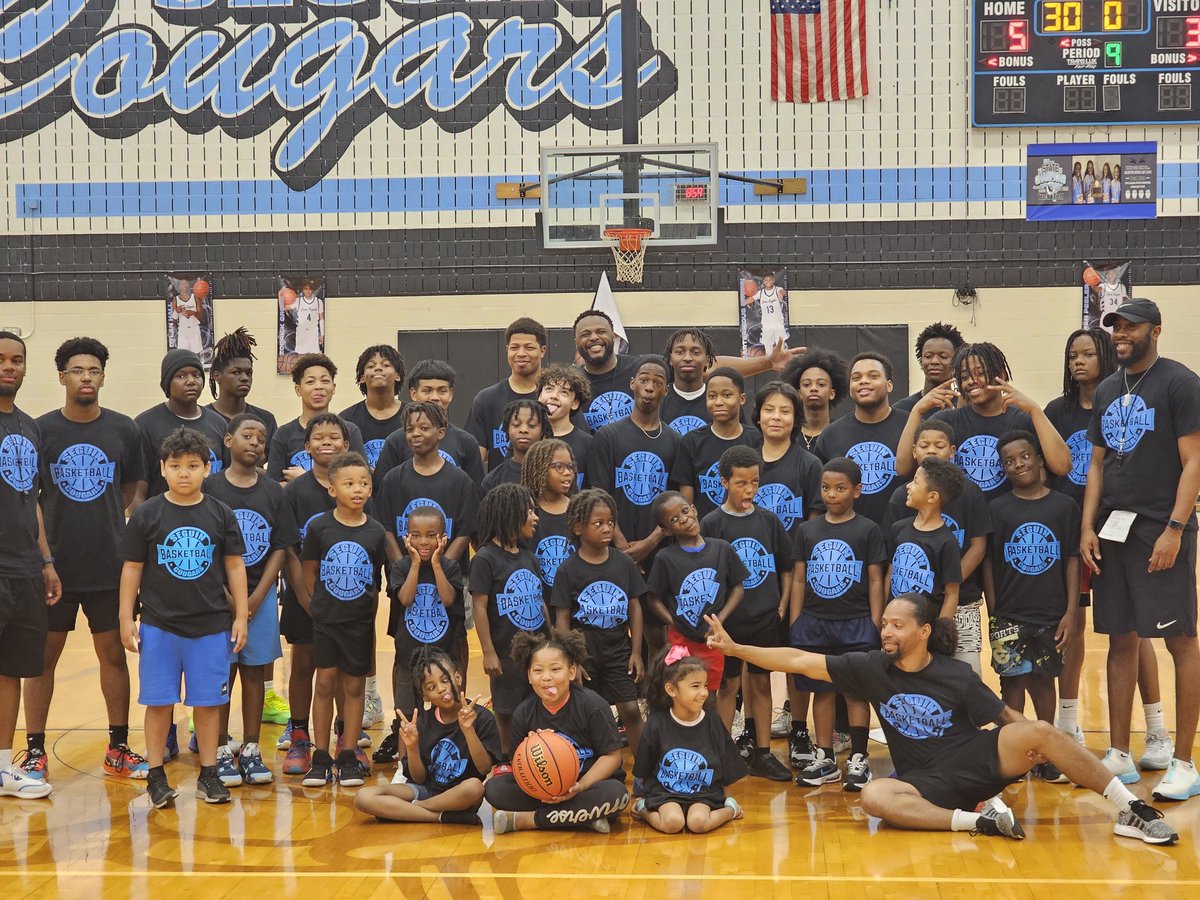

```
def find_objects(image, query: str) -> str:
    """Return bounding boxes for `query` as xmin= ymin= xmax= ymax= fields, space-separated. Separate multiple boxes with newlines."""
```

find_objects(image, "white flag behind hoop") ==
xmin=592 ymin=271 xmax=629 ymax=354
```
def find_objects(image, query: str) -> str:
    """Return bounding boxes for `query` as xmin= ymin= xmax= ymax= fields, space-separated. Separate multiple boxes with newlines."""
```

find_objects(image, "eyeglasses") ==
xmin=548 ymin=461 xmax=578 ymax=473
xmin=63 ymin=368 xmax=104 ymax=377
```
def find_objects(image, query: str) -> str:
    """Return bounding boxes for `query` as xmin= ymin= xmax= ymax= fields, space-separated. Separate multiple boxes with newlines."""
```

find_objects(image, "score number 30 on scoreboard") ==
xmin=971 ymin=0 xmax=1200 ymax=125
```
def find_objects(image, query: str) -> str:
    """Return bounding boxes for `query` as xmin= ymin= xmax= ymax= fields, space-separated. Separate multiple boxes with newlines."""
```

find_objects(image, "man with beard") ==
xmin=1081 ymin=299 xmax=1200 ymax=802
xmin=893 ymin=323 xmax=964 ymax=414
xmin=466 ymin=318 xmax=546 ymax=471
xmin=812 ymin=353 xmax=908 ymax=526
xmin=0 ymin=331 xmax=61 ymax=798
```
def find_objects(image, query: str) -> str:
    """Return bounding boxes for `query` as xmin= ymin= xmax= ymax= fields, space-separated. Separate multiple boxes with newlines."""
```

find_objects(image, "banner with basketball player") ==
xmin=166 ymin=273 xmax=215 ymax=367
xmin=1082 ymin=261 xmax=1133 ymax=331
xmin=277 ymin=276 xmax=326 ymax=375
xmin=738 ymin=268 xmax=790 ymax=358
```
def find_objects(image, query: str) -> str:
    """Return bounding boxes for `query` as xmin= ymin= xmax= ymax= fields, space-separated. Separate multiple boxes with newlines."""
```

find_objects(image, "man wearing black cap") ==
xmin=1081 ymin=298 xmax=1200 ymax=802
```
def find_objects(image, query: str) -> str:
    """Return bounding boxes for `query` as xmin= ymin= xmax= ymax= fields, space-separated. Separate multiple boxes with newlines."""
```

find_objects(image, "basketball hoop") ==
xmin=603 ymin=227 xmax=653 ymax=284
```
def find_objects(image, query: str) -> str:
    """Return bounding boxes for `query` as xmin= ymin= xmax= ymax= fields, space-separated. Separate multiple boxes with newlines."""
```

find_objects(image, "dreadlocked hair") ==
xmin=953 ymin=342 xmax=1012 ymax=396
xmin=892 ymin=594 xmax=959 ymax=656
xmin=521 ymin=439 xmax=575 ymax=499
xmin=645 ymin=646 xmax=710 ymax=711
xmin=781 ymin=347 xmax=849 ymax=401
xmin=477 ymin=483 xmax=535 ymax=549
xmin=354 ymin=344 xmax=405 ymax=397
xmin=501 ymin=398 xmax=552 ymax=444
xmin=509 ymin=628 xmax=589 ymax=672
xmin=566 ymin=488 xmax=618 ymax=541
xmin=1062 ymin=328 xmax=1117 ymax=406
xmin=661 ymin=327 xmax=718 ymax=381
xmin=914 ymin=322 xmax=965 ymax=360
xmin=404 ymin=400 xmax=448 ymax=431
xmin=409 ymin=646 xmax=460 ymax=707
xmin=210 ymin=327 xmax=258 ymax=398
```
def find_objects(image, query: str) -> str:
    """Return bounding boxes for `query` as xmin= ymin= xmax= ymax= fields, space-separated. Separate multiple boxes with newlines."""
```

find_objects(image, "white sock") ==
xmin=366 ymin=676 xmax=378 ymax=694
xmin=1143 ymin=702 xmax=1167 ymax=737
xmin=1103 ymin=776 xmax=1137 ymax=812
xmin=950 ymin=809 xmax=980 ymax=832
xmin=264 ymin=680 xmax=275 ymax=693
xmin=0 ymin=749 xmax=11 ymax=771
xmin=1057 ymin=699 xmax=1079 ymax=731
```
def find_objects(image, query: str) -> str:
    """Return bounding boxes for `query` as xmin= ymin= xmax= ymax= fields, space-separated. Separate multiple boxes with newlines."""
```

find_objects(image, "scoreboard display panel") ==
xmin=972 ymin=0 xmax=1200 ymax=126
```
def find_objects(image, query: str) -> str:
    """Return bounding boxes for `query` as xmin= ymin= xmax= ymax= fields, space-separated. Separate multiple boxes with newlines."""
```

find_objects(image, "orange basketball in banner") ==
xmin=512 ymin=731 xmax=580 ymax=802
xmin=193 ymin=279 xmax=211 ymax=300
xmin=279 ymin=287 xmax=297 ymax=310
xmin=743 ymin=279 xmax=758 ymax=299
xmin=1083 ymin=267 xmax=1101 ymax=288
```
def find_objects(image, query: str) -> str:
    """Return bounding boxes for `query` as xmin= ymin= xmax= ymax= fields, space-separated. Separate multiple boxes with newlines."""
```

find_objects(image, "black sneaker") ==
xmin=335 ymin=750 xmax=368 ymax=787
xmin=972 ymin=798 xmax=1025 ymax=839
xmin=1037 ymin=761 xmax=1069 ymax=784
xmin=746 ymin=748 xmax=793 ymax=782
xmin=372 ymin=731 xmax=399 ymax=764
xmin=195 ymin=768 xmax=231 ymax=804
xmin=843 ymin=753 xmax=872 ymax=792
xmin=146 ymin=771 xmax=178 ymax=809
xmin=734 ymin=729 xmax=755 ymax=762
xmin=788 ymin=728 xmax=815 ymax=769
xmin=303 ymin=751 xmax=333 ymax=788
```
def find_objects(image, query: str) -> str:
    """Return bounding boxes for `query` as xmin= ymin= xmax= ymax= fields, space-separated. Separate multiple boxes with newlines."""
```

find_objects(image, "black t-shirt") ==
xmin=468 ymin=543 xmax=546 ymax=655
xmin=37 ymin=409 xmax=143 ymax=591
xmin=550 ymin=548 xmax=647 ymax=631
xmin=375 ymin=460 xmax=479 ymax=545
xmin=339 ymin=401 xmax=406 ymax=470
xmin=814 ymin=409 xmax=909 ymax=525
xmin=635 ymin=710 xmax=747 ymax=808
xmin=0 ymin=407 xmax=43 ymax=578
xmin=203 ymin=472 xmax=296 ymax=592
xmin=758 ymin=442 xmax=825 ymax=540
xmin=931 ymin=406 xmax=1034 ymax=501
xmin=660 ymin=387 xmax=711 ymax=437
xmin=557 ymin=427 xmax=593 ymax=490
xmin=794 ymin=514 xmax=887 ymax=620
xmin=883 ymin=478 xmax=992 ymax=606
xmin=700 ymin=506 xmax=793 ymax=628
xmin=465 ymin=380 xmax=538 ymax=471
xmin=988 ymin=490 xmax=1080 ymax=625
xmin=578 ymin=355 xmax=641 ymax=432
xmin=529 ymin=507 xmax=574 ymax=597
xmin=511 ymin=686 xmax=625 ymax=780
xmin=120 ymin=494 xmax=245 ymax=637
xmin=389 ymin=556 xmax=466 ymax=645
xmin=645 ymin=539 xmax=751 ymax=642
xmin=826 ymin=651 xmax=1006 ymax=775
xmin=135 ymin=404 xmax=229 ymax=497
xmin=586 ymin=418 xmax=681 ymax=544
xmin=887 ymin=519 xmax=962 ymax=603
xmin=206 ymin=402 xmax=278 ymax=461
xmin=266 ymin=416 xmax=366 ymax=480
xmin=280 ymin=470 xmax=336 ymax=546
xmin=892 ymin=390 xmax=923 ymax=414
xmin=1088 ymin=358 xmax=1200 ymax=528
xmin=1043 ymin=396 xmax=1093 ymax=506
xmin=374 ymin=424 xmax=486 ymax=489
xmin=415 ymin=705 xmax=501 ymax=792
xmin=671 ymin=425 xmax=763 ymax=519
xmin=481 ymin=458 xmax=522 ymax=493
xmin=300 ymin=513 xmax=388 ymax=623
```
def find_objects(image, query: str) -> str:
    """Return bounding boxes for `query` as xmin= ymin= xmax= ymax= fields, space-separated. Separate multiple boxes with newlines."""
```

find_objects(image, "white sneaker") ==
xmin=1152 ymin=758 xmax=1200 ymax=802
xmin=1139 ymin=732 xmax=1175 ymax=771
xmin=731 ymin=709 xmax=746 ymax=740
xmin=1055 ymin=720 xmax=1086 ymax=745
xmin=363 ymin=691 xmax=385 ymax=728
xmin=1101 ymin=748 xmax=1140 ymax=784
xmin=390 ymin=764 xmax=409 ymax=785
xmin=0 ymin=766 xmax=53 ymax=798
xmin=770 ymin=707 xmax=790 ymax=739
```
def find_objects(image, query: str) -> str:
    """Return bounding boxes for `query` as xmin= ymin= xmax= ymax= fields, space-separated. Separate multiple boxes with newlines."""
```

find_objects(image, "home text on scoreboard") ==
xmin=972 ymin=0 xmax=1200 ymax=126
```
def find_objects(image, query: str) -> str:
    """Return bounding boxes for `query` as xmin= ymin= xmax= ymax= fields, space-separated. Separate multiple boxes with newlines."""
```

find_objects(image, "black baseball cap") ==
xmin=1103 ymin=298 xmax=1161 ymax=328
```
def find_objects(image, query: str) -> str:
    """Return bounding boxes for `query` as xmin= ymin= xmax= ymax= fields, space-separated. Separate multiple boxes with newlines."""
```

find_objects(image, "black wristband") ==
xmin=1168 ymin=519 xmax=1185 ymax=532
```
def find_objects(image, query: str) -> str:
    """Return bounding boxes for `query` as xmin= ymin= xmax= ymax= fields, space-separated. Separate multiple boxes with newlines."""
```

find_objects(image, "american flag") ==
xmin=770 ymin=0 xmax=869 ymax=103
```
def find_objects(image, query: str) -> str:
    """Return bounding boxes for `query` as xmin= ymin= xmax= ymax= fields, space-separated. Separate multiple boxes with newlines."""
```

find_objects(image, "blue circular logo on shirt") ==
xmin=1003 ymin=522 xmax=1061 ymax=576
xmin=290 ymin=449 xmax=314 ymax=471
xmin=235 ymin=508 xmax=271 ymax=567
xmin=755 ymin=482 xmax=804 ymax=530
xmin=677 ymin=567 xmax=719 ymax=628
xmin=584 ymin=392 xmax=634 ymax=431
xmin=1066 ymin=429 xmax=1090 ymax=487
xmin=955 ymin=435 xmax=1004 ymax=492
xmin=364 ymin=439 xmax=384 ymax=468
xmin=879 ymin=693 xmax=953 ymax=739
xmin=0 ymin=434 xmax=36 ymax=493
xmin=535 ymin=535 xmax=572 ymax=587
xmin=616 ymin=451 xmax=667 ymax=506
xmin=430 ymin=736 xmax=468 ymax=785
xmin=439 ymin=449 xmax=457 ymax=467
xmin=657 ymin=748 xmax=714 ymax=795
xmin=319 ymin=541 xmax=373 ymax=601
xmin=668 ymin=415 xmax=707 ymax=436
xmin=208 ymin=448 xmax=223 ymax=474
xmin=1101 ymin=395 xmax=1156 ymax=454
xmin=398 ymin=498 xmax=449 ymax=539
xmin=50 ymin=443 xmax=115 ymax=502
xmin=492 ymin=426 xmax=511 ymax=458
xmin=698 ymin=461 xmax=726 ymax=507
xmin=846 ymin=441 xmax=896 ymax=495
xmin=405 ymin=582 xmax=450 ymax=643
xmin=497 ymin=568 xmax=545 ymax=630
xmin=156 ymin=526 xmax=215 ymax=580
xmin=807 ymin=539 xmax=864 ymax=599
xmin=731 ymin=537 xmax=775 ymax=589
xmin=300 ymin=512 xmax=323 ymax=540
xmin=574 ymin=580 xmax=629 ymax=629
xmin=941 ymin=513 xmax=965 ymax=550
xmin=890 ymin=542 xmax=934 ymax=597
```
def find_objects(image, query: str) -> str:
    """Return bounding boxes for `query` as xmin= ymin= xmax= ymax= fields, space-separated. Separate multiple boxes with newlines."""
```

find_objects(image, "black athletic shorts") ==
xmin=279 ymin=587 xmax=313 ymax=645
xmin=897 ymin=728 xmax=1016 ymax=811
xmin=47 ymin=589 xmax=119 ymax=634
xmin=1093 ymin=517 xmax=1197 ymax=638
xmin=490 ymin=655 xmax=533 ymax=716
xmin=312 ymin=616 xmax=374 ymax=677
xmin=723 ymin=615 xmax=785 ymax=678
xmin=580 ymin=626 xmax=638 ymax=705
xmin=0 ymin=575 xmax=48 ymax=678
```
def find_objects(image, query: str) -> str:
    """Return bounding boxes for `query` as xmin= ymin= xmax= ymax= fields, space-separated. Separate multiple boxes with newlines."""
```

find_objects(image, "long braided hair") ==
xmin=1062 ymin=328 xmax=1117 ymax=407
xmin=409 ymin=646 xmax=460 ymax=709
xmin=521 ymin=438 xmax=576 ymax=500
xmin=478 ymin=483 xmax=535 ymax=549
xmin=210 ymin=327 xmax=258 ymax=399
xmin=952 ymin=342 xmax=1012 ymax=400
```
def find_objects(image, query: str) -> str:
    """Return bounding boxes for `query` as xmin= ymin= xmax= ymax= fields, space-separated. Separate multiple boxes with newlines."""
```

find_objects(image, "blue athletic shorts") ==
xmin=231 ymin=585 xmax=283 ymax=667
xmin=790 ymin=613 xmax=880 ymax=693
xmin=138 ymin=623 xmax=232 ymax=707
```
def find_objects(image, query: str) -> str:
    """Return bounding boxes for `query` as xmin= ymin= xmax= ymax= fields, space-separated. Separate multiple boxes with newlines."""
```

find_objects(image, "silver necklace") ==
xmin=634 ymin=419 xmax=663 ymax=440
xmin=1121 ymin=357 xmax=1158 ymax=407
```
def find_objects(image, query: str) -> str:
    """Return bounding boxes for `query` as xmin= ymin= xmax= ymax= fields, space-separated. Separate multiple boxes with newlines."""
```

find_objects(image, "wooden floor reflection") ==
xmin=3 ymin=628 xmax=1199 ymax=899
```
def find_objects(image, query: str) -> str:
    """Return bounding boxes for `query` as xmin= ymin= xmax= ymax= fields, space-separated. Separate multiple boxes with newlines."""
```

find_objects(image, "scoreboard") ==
xmin=972 ymin=0 xmax=1200 ymax=126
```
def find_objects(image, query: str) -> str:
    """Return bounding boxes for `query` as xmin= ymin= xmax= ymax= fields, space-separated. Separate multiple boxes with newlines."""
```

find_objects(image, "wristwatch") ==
xmin=1168 ymin=519 xmax=1185 ymax=532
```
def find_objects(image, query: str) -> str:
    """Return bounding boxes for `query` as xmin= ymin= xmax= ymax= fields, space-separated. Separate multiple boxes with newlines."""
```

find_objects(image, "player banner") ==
xmin=738 ymin=268 xmax=790 ymax=358
xmin=1082 ymin=261 xmax=1133 ymax=331
xmin=278 ymin=276 xmax=326 ymax=375
xmin=166 ymin=273 xmax=214 ymax=365
xmin=1026 ymin=142 xmax=1157 ymax=221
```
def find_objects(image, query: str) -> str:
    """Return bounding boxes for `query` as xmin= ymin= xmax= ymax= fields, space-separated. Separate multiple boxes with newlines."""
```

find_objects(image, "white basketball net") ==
xmin=603 ymin=230 xmax=652 ymax=284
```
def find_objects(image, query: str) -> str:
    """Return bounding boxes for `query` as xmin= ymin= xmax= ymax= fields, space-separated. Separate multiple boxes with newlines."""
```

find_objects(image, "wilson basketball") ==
xmin=193 ymin=279 xmax=211 ymax=300
xmin=279 ymin=287 xmax=297 ymax=310
xmin=512 ymin=730 xmax=580 ymax=801
xmin=1083 ymin=267 xmax=1101 ymax=288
